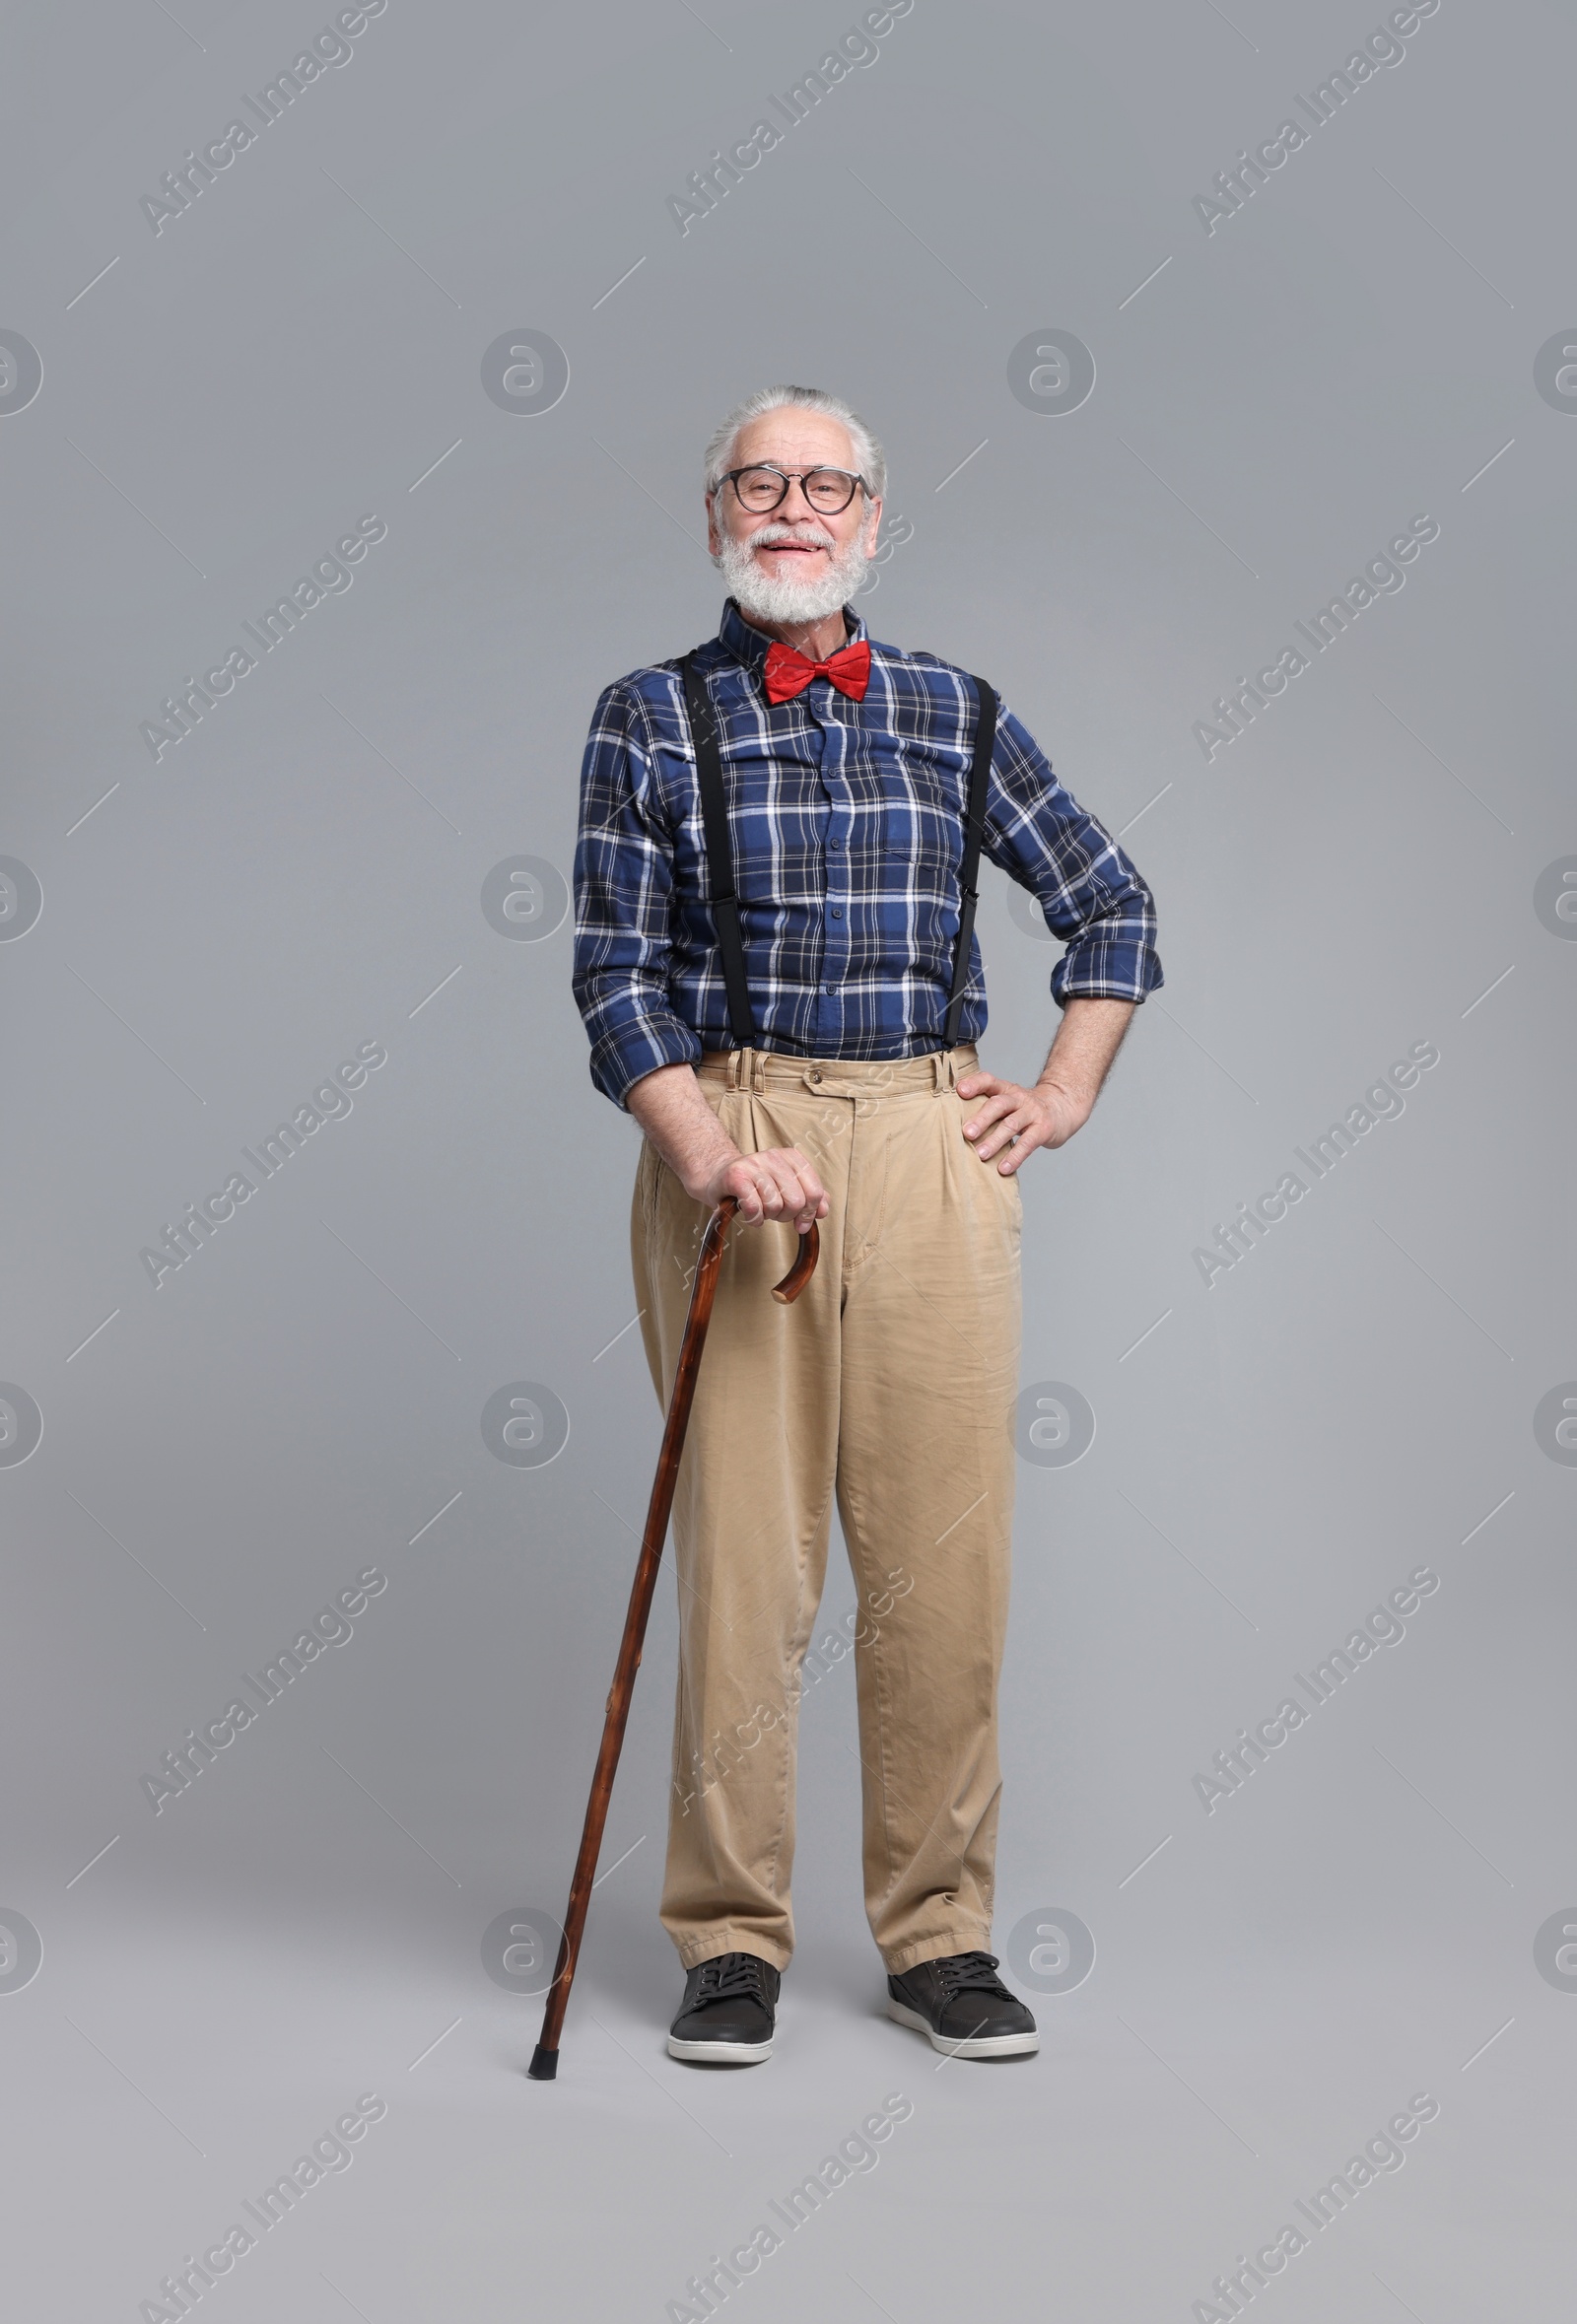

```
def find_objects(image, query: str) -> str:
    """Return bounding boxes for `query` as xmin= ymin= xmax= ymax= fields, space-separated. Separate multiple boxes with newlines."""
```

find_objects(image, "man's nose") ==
xmin=774 ymin=477 xmax=822 ymax=518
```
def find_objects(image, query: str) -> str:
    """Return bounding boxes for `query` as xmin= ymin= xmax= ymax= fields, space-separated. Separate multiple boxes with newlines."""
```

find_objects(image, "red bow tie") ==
xmin=763 ymin=637 xmax=871 ymax=706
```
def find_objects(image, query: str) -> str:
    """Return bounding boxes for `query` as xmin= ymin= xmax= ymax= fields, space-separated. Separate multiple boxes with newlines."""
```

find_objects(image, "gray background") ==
xmin=2 ymin=0 xmax=1573 ymax=2315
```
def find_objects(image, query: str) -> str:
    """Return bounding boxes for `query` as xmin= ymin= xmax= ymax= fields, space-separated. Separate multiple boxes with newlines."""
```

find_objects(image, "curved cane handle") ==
xmin=713 ymin=1195 xmax=820 ymax=1305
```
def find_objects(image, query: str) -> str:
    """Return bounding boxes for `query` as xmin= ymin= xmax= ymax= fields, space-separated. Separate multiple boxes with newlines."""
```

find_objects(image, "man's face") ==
xmin=707 ymin=409 xmax=882 ymax=624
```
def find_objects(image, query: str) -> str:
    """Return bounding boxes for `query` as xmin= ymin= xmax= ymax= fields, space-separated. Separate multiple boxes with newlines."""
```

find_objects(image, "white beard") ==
xmin=715 ymin=519 xmax=872 ymax=626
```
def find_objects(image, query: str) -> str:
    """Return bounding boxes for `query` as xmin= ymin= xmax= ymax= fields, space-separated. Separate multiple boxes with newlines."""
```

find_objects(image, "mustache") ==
xmin=749 ymin=521 xmax=837 ymax=550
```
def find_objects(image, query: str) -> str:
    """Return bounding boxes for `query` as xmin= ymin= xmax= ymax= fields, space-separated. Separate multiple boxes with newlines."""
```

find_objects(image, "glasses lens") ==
xmin=734 ymin=468 xmax=787 ymax=509
xmin=803 ymin=469 xmax=857 ymax=511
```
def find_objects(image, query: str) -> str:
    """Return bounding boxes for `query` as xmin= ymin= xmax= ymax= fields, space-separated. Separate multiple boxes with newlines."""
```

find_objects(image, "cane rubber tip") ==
xmin=526 ymin=2044 xmax=559 ymax=2082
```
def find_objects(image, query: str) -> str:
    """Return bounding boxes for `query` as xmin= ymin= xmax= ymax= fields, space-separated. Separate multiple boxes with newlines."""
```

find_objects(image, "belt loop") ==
xmin=726 ymin=1048 xmax=742 ymax=1090
xmin=751 ymin=1048 xmax=767 ymax=1094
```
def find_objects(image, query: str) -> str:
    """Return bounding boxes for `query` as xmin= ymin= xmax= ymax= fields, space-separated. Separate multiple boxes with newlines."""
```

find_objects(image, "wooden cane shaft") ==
xmin=532 ymin=1199 xmax=818 ymax=2068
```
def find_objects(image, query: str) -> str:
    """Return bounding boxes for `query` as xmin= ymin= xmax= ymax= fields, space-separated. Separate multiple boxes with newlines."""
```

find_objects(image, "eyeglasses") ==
xmin=720 ymin=464 xmax=869 ymax=514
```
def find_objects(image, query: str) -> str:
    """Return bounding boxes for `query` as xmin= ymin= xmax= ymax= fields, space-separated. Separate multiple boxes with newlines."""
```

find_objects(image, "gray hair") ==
xmin=703 ymin=383 xmax=887 ymax=504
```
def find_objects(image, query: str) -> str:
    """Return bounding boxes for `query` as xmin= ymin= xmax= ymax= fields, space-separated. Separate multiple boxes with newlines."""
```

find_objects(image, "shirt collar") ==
xmin=718 ymin=596 xmax=869 ymax=677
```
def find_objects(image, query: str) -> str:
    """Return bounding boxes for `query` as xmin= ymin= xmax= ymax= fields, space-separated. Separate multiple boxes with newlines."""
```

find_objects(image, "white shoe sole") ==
xmin=666 ymin=2032 xmax=774 ymax=2064
xmin=886 ymin=1998 xmax=1040 ymax=2058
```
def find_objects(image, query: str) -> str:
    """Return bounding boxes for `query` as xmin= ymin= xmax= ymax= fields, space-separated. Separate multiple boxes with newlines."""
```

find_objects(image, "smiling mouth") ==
xmin=758 ymin=540 xmax=823 ymax=557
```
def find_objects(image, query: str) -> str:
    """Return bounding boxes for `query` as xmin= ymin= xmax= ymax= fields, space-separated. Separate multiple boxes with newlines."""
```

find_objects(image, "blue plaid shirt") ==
xmin=573 ymin=599 xmax=1162 ymax=1111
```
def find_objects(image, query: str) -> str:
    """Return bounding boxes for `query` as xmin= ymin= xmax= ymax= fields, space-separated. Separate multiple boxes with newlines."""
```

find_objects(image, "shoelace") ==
xmin=692 ymin=1952 xmax=772 ymax=2008
xmin=932 ymin=1950 xmax=1013 ymax=2001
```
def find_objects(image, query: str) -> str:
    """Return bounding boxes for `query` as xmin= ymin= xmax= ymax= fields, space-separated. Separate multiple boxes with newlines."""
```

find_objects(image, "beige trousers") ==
xmin=630 ymin=1041 xmax=1022 ymax=1976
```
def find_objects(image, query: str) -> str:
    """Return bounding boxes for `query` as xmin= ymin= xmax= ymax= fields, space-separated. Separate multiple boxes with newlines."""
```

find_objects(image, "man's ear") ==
xmin=862 ymin=494 xmax=883 ymax=555
xmin=705 ymin=490 xmax=721 ymax=557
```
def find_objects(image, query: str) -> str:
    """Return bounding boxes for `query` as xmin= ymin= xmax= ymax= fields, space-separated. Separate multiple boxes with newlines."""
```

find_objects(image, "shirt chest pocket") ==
xmin=882 ymin=752 xmax=962 ymax=878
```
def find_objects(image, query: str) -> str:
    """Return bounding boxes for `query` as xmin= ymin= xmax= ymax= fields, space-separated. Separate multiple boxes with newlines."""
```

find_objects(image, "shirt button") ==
xmin=830 ymin=905 xmax=843 ymax=919
xmin=824 ymin=983 xmax=836 ymax=994
xmin=829 ymin=838 xmax=842 ymax=851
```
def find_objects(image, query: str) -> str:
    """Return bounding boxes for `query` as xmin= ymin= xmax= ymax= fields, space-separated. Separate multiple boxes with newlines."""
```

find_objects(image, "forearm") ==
xmin=1036 ymin=996 xmax=1135 ymax=1122
xmin=625 ymin=1060 xmax=743 ymax=1201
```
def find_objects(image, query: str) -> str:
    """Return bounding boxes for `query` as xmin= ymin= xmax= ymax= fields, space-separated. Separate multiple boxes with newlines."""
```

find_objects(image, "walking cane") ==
xmin=528 ymin=1195 xmax=819 ymax=2081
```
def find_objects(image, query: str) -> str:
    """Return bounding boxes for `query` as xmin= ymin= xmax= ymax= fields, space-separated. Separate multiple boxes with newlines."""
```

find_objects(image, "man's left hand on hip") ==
xmin=955 ymin=1071 xmax=1088 ymax=1171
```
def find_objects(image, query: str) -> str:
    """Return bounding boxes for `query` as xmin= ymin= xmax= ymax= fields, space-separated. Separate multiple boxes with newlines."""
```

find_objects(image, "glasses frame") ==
xmin=719 ymin=463 xmax=871 ymax=515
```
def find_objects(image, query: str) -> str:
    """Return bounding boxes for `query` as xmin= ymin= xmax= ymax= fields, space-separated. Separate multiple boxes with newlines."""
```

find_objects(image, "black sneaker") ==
xmin=667 ymin=1951 xmax=781 ymax=2065
xmin=886 ymin=1950 xmax=1039 ymax=2059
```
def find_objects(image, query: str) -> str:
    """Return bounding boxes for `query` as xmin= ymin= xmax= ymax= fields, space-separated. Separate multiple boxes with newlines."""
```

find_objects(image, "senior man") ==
xmin=573 ymin=383 xmax=1161 ymax=2067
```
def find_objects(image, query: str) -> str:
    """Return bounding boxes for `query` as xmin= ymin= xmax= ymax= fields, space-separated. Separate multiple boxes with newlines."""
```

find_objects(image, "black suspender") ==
xmin=941 ymin=674 xmax=998 ymax=1050
xmin=679 ymin=651 xmax=997 ymax=1055
xmin=681 ymin=651 xmax=757 ymax=1046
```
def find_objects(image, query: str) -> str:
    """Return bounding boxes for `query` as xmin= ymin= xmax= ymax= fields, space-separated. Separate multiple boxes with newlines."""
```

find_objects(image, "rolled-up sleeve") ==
xmin=572 ymin=680 xmax=704 ymax=1111
xmin=982 ymin=703 xmax=1163 ymax=1005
